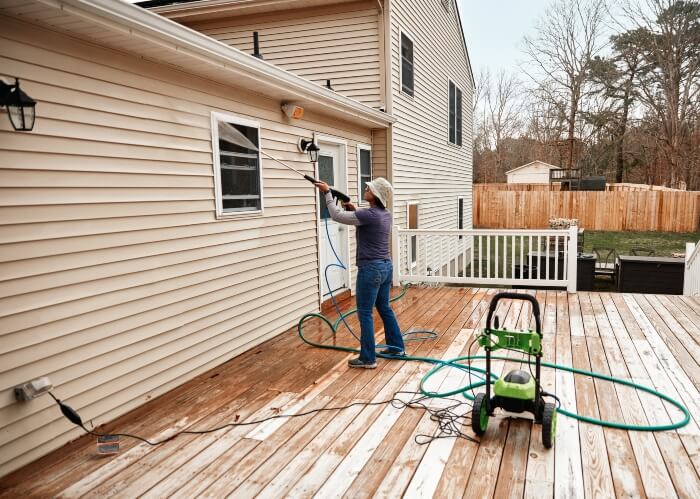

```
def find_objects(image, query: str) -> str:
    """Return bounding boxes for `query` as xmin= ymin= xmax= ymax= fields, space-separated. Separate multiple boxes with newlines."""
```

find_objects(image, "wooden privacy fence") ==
xmin=474 ymin=188 xmax=700 ymax=232
xmin=475 ymin=182 xmax=684 ymax=192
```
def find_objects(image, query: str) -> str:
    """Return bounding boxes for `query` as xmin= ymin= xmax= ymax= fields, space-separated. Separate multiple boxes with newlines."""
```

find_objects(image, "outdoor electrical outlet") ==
xmin=14 ymin=376 xmax=53 ymax=401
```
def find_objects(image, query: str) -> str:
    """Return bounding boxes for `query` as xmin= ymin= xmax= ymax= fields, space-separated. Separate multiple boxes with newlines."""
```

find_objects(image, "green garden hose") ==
xmin=297 ymin=286 xmax=691 ymax=432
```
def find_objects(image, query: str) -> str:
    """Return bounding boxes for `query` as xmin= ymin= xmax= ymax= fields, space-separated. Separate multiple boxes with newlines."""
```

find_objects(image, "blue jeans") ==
xmin=355 ymin=260 xmax=404 ymax=363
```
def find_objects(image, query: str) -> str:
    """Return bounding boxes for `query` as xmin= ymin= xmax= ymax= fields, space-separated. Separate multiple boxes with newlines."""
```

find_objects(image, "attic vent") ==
xmin=441 ymin=0 xmax=452 ymax=13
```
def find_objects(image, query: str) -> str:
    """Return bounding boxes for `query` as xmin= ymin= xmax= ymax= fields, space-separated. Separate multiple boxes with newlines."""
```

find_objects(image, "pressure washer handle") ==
xmin=304 ymin=175 xmax=351 ymax=203
xmin=485 ymin=292 xmax=542 ymax=336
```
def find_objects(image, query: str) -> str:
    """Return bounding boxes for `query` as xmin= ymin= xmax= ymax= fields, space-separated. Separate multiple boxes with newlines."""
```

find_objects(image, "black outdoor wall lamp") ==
xmin=0 ymin=78 xmax=37 ymax=131
xmin=298 ymin=138 xmax=320 ymax=162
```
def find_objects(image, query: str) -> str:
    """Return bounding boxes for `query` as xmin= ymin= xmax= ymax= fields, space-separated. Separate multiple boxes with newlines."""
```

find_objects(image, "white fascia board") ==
xmin=41 ymin=0 xmax=395 ymax=128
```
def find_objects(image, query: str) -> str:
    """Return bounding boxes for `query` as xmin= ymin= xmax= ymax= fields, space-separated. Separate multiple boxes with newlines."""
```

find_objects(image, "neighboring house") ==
xmin=143 ymin=0 xmax=475 ymax=287
xmin=506 ymin=160 xmax=562 ymax=184
xmin=0 ymin=0 xmax=473 ymax=476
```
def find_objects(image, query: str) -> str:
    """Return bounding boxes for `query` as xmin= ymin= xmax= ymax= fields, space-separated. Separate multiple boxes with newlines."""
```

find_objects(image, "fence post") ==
xmin=392 ymin=225 xmax=400 ymax=286
xmin=567 ymin=223 xmax=578 ymax=293
xmin=684 ymin=242 xmax=696 ymax=296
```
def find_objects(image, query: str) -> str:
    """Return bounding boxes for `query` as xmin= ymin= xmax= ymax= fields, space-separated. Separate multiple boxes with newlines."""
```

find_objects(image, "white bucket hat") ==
xmin=366 ymin=177 xmax=393 ymax=209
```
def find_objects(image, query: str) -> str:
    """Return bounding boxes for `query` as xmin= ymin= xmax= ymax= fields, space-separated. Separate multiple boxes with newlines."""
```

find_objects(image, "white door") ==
xmin=318 ymin=148 xmax=348 ymax=298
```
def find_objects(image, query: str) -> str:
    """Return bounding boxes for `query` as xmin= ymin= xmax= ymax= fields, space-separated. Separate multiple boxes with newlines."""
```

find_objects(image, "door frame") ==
xmin=315 ymin=134 xmax=351 ymax=309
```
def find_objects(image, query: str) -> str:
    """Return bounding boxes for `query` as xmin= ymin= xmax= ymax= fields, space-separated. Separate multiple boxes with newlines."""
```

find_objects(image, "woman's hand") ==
xmin=342 ymin=201 xmax=356 ymax=211
xmin=313 ymin=181 xmax=330 ymax=193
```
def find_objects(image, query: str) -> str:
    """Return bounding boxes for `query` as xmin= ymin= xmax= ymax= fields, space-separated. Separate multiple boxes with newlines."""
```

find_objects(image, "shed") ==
xmin=505 ymin=160 xmax=561 ymax=184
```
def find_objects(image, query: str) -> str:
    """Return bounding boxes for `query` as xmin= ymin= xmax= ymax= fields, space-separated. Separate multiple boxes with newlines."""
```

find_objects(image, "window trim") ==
xmin=448 ymin=79 xmax=463 ymax=147
xmin=457 ymin=195 xmax=464 ymax=240
xmin=399 ymin=28 xmax=415 ymax=98
xmin=457 ymin=196 xmax=464 ymax=229
xmin=357 ymin=144 xmax=372 ymax=206
xmin=210 ymin=111 xmax=264 ymax=218
xmin=406 ymin=200 xmax=420 ymax=268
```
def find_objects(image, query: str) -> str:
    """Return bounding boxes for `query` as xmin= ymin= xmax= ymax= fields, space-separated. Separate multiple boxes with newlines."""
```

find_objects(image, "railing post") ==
xmin=392 ymin=225 xmax=400 ymax=286
xmin=684 ymin=242 xmax=696 ymax=296
xmin=567 ymin=223 xmax=578 ymax=292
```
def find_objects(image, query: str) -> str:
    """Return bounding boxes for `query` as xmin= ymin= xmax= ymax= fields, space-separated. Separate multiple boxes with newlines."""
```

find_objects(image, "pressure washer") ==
xmin=470 ymin=292 xmax=556 ymax=448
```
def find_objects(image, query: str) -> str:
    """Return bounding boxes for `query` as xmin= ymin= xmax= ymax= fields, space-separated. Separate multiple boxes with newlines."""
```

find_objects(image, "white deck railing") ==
xmin=392 ymin=225 xmax=579 ymax=292
xmin=684 ymin=241 xmax=700 ymax=296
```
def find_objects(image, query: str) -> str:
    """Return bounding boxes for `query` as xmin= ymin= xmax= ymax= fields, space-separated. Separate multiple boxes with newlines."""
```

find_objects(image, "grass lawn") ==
xmin=582 ymin=231 xmax=699 ymax=257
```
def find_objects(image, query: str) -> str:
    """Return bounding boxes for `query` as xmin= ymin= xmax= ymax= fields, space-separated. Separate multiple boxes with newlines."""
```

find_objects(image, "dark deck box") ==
xmin=616 ymin=256 xmax=684 ymax=294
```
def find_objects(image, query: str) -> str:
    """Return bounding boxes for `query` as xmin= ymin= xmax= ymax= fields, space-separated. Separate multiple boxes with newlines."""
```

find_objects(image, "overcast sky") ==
xmin=458 ymin=0 xmax=551 ymax=75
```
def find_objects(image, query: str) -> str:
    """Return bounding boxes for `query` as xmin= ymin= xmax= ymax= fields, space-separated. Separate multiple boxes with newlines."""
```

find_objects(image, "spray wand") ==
xmin=259 ymin=150 xmax=351 ymax=203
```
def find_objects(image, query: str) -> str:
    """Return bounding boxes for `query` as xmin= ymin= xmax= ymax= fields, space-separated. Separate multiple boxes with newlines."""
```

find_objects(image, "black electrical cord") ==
xmin=50 ymin=389 xmax=478 ymax=447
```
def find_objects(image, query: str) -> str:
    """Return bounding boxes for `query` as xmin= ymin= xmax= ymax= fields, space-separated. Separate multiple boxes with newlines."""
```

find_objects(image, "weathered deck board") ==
xmin=1 ymin=287 xmax=699 ymax=499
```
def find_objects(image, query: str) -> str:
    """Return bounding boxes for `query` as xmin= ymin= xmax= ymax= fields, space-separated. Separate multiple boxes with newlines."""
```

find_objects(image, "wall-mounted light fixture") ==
xmin=298 ymin=138 xmax=320 ymax=162
xmin=282 ymin=103 xmax=304 ymax=120
xmin=0 ymin=78 xmax=36 ymax=131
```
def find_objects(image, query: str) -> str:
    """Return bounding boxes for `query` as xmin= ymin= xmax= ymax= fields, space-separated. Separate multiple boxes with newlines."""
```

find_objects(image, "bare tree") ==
xmin=619 ymin=0 xmax=700 ymax=187
xmin=485 ymin=69 xmax=523 ymax=178
xmin=522 ymin=0 xmax=609 ymax=176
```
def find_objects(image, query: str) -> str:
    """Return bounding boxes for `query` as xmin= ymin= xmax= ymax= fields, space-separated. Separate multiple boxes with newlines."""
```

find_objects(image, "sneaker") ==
xmin=379 ymin=348 xmax=406 ymax=357
xmin=348 ymin=358 xmax=377 ymax=369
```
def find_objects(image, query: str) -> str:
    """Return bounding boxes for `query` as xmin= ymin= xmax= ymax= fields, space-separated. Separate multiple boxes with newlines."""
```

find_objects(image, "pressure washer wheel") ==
xmin=542 ymin=402 xmax=557 ymax=449
xmin=471 ymin=393 xmax=489 ymax=436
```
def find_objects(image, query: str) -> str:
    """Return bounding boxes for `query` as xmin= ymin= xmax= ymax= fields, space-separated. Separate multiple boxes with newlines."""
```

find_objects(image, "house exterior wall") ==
xmin=184 ymin=1 xmax=384 ymax=109
xmin=388 ymin=0 xmax=473 ymax=234
xmin=0 ymin=17 xmax=370 ymax=477
xmin=507 ymin=162 xmax=560 ymax=184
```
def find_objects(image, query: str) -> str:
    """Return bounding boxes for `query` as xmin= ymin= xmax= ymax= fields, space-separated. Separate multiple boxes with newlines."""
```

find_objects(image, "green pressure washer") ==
xmin=471 ymin=292 xmax=557 ymax=448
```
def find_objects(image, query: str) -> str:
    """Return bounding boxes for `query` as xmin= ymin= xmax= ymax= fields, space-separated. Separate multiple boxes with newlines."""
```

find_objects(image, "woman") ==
xmin=313 ymin=177 xmax=405 ymax=369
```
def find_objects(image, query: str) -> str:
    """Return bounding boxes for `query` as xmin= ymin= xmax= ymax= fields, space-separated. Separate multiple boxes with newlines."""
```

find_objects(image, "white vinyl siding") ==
xmin=0 ymin=19 xmax=370 ymax=477
xmin=187 ymin=4 xmax=383 ymax=108
xmin=390 ymin=1 xmax=473 ymax=238
xmin=371 ymin=128 xmax=388 ymax=180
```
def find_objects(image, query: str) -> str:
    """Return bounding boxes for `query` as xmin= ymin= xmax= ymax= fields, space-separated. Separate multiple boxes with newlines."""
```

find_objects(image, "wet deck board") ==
xmin=1 ymin=287 xmax=699 ymax=498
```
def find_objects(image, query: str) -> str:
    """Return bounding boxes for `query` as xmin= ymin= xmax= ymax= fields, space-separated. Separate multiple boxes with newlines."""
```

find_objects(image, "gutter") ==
xmin=41 ymin=0 xmax=395 ymax=128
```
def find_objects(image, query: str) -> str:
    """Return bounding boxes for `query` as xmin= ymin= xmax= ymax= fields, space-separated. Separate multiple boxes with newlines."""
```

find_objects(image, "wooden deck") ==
xmin=1 ymin=287 xmax=700 ymax=498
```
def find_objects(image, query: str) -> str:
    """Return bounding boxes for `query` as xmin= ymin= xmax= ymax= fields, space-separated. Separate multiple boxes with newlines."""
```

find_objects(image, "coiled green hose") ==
xmin=298 ymin=285 xmax=691 ymax=432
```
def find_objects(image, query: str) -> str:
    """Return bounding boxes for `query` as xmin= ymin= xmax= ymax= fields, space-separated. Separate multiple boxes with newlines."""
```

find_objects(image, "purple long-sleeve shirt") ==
xmin=324 ymin=192 xmax=392 ymax=265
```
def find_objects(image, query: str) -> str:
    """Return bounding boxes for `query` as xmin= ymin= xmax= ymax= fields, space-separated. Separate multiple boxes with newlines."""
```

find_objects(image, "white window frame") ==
xmin=406 ymin=200 xmax=420 ymax=268
xmin=448 ymin=79 xmax=463 ymax=147
xmin=357 ymin=144 xmax=372 ymax=206
xmin=399 ymin=28 xmax=415 ymax=98
xmin=210 ymin=111 xmax=264 ymax=218
xmin=457 ymin=195 xmax=464 ymax=239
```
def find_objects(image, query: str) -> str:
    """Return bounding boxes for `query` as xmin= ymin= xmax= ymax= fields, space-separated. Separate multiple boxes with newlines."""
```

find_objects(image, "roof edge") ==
xmin=43 ymin=0 xmax=394 ymax=128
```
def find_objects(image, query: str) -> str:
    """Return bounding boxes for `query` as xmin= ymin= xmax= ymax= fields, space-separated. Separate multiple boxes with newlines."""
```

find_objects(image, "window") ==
xmin=458 ymin=196 xmax=464 ymax=239
xmin=400 ymin=32 xmax=414 ymax=96
xmin=458 ymin=197 xmax=464 ymax=230
xmin=407 ymin=202 xmax=419 ymax=267
xmin=358 ymin=145 xmax=372 ymax=205
xmin=211 ymin=112 xmax=263 ymax=216
xmin=449 ymin=80 xmax=462 ymax=146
